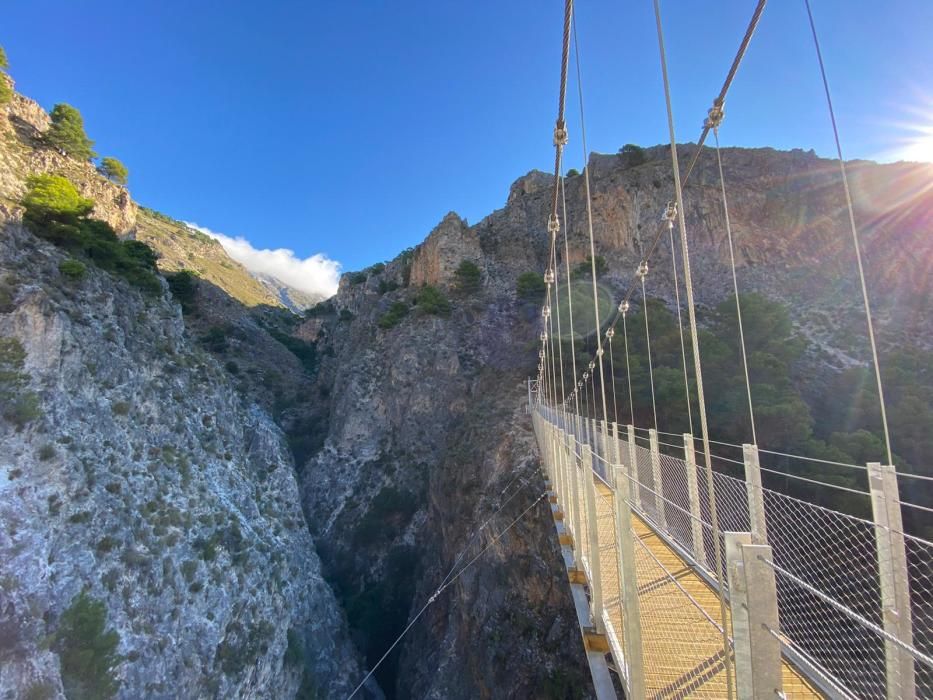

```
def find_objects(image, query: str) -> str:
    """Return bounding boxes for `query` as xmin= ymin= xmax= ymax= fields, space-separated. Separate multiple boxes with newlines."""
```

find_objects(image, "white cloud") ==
xmin=184 ymin=222 xmax=341 ymax=299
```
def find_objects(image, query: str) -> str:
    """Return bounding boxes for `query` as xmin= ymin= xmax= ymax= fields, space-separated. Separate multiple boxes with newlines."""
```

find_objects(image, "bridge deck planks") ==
xmin=590 ymin=481 xmax=821 ymax=699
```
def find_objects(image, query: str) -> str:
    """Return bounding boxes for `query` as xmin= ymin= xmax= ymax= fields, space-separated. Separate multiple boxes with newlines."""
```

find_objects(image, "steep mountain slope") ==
xmin=0 ymin=80 xmax=373 ymax=699
xmin=134 ymin=208 xmax=284 ymax=309
xmin=254 ymin=272 xmax=325 ymax=313
xmin=301 ymin=145 xmax=932 ymax=698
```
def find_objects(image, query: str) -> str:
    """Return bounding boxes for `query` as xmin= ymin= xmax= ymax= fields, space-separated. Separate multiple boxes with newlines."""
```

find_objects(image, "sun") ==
xmin=894 ymin=124 xmax=933 ymax=163
xmin=882 ymin=93 xmax=933 ymax=163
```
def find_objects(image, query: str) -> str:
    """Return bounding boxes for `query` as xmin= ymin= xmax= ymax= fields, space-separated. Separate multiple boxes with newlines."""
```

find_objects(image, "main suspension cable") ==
xmin=561 ymin=0 xmax=768 ymax=398
xmin=571 ymin=6 xmax=612 ymax=441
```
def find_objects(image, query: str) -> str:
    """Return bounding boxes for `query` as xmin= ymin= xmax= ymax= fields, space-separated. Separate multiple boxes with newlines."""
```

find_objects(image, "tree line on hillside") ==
xmin=0 ymin=44 xmax=129 ymax=185
xmin=553 ymin=294 xmax=933 ymax=537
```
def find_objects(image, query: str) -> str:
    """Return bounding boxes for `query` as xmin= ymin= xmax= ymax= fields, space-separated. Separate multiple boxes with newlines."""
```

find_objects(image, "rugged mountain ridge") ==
xmin=302 ymin=143 xmax=931 ymax=698
xmin=0 ymin=81 xmax=373 ymax=699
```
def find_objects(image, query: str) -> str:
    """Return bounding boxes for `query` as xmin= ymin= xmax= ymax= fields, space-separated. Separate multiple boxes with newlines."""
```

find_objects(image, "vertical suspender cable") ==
xmin=712 ymin=126 xmax=757 ymax=445
xmin=561 ymin=177 xmax=581 ymax=417
xmin=571 ymin=8 xmax=612 ymax=440
xmin=668 ymin=221 xmax=696 ymax=435
xmin=652 ymin=1 xmax=734 ymax=695
xmin=622 ymin=311 xmax=635 ymax=424
xmin=608 ymin=334 xmax=619 ymax=425
xmin=641 ymin=277 xmax=660 ymax=431
xmin=803 ymin=0 xmax=893 ymax=466
xmin=551 ymin=224 xmax=567 ymax=406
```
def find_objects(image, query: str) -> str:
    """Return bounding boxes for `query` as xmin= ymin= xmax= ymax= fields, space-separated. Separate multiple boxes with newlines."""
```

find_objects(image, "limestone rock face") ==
xmin=408 ymin=212 xmax=481 ymax=287
xmin=0 ymin=221 xmax=367 ymax=699
xmin=303 ymin=143 xmax=932 ymax=698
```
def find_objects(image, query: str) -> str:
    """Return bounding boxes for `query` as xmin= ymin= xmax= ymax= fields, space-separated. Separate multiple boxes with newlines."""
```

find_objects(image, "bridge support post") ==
xmin=599 ymin=420 xmax=611 ymax=479
xmin=567 ymin=430 xmax=583 ymax=569
xmin=581 ymin=444 xmax=604 ymax=632
xmin=683 ymin=433 xmax=708 ymax=568
xmin=742 ymin=444 xmax=768 ymax=544
xmin=726 ymin=533 xmax=783 ymax=700
xmin=868 ymin=462 xmax=915 ymax=699
xmin=649 ymin=429 xmax=666 ymax=530
xmin=612 ymin=461 xmax=646 ymax=699
xmin=548 ymin=423 xmax=559 ymax=498
xmin=626 ymin=425 xmax=640 ymax=511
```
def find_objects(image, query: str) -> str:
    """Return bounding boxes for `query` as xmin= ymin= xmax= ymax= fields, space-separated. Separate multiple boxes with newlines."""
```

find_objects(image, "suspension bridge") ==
xmin=347 ymin=1 xmax=931 ymax=697
xmin=530 ymin=0 xmax=931 ymax=698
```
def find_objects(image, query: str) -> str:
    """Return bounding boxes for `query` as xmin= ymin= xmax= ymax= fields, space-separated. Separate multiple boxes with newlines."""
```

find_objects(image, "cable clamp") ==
xmin=588 ymin=361 xmax=595 ymax=370
xmin=553 ymin=121 xmax=569 ymax=147
xmin=618 ymin=300 xmax=630 ymax=315
xmin=544 ymin=269 xmax=555 ymax=285
xmin=540 ymin=332 xmax=547 ymax=342
xmin=547 ymin=214 xmax=560 ymax=235
xmin=583 ymin=371 xmax=589 ymax=380
xmin=606 ymin=327 xmax=615 ymax=339
xmin=596 ymin=348 xmax=604 ymax=358
xmin=705 ymin=100 xmax=725 ymax=129
xmin=636 ymin=261 xmax=649 ymax=278
xmin=542 ymin=306 xmax=551 ymax=318
xmin=662 ymin=200 xmax=678 ymax=224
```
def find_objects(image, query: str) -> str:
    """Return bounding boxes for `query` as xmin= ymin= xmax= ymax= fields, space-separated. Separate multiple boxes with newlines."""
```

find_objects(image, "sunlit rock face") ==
xmin=1 ymin=86 xmax=137 ymax=236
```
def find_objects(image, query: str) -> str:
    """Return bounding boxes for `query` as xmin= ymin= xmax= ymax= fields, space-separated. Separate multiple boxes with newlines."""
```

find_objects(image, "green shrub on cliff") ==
xmin=0 ymin=337 xmax=41 ymax=428
xmin=516 ymin=271 xmax=546 ymax=301
xmin=166 ymin=270 xmax=198 ymax=313
xmin=46 ymin=104 xmax=96 ymax=161
xmin=53 ymin=591 xmax=121 ymax=699
xmin=58 ymin=259 xmax=86 ymax=280
xmin=415 ymin=285 xmax=450 ymax=316
xmin=22 ymin=175 xmax=160 ymax=293
xmin=454 ymin=260 xmax=481 ymax=294
xmin=0 ymin=46 xmax=11 ymax=106
xmin=378 ymin=301 xmax=409 ymax=329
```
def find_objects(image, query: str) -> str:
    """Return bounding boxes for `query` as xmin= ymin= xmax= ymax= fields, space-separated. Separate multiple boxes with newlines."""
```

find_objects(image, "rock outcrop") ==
xmin=0 ymin=218 xmax=370 ymax=699
xmin=1 ymin=84 xmax=137 ymax=236
xmin=301 ymin=144 xmax=932 ymax=698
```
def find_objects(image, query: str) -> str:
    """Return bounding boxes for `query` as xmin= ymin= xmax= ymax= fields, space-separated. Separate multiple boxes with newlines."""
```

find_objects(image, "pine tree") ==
xmin=46 ymin=103 xmax=96 ymax=161
xmin=98 ymin=156 xmax=129 ymax=185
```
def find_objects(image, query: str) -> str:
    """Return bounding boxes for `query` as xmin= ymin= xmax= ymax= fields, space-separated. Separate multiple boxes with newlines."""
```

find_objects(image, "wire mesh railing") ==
xmin=532 ymin=405 xmax=933 ymax=699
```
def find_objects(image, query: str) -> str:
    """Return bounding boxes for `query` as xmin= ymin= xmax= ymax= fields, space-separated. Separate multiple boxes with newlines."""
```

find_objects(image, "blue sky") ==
xmin=4 ymin=0 xmax=931 ymax=287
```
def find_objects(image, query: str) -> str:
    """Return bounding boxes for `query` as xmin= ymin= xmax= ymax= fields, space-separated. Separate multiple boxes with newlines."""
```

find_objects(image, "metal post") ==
xmin=627 ymin=425 xmax=641 ymax=511
xmin=613 ymin=462 xmax=645 ymax=698
xmin=684 ymin=433 xmax=708 ymax=568
xmin=600 ymin=420 xmax=611 ymax=481
xmin=726 ymin=533 xmax=783 ymax=700
xmin=743 ymin=443 xmax=767 ymax=544
xmin=567 ymin=431 xmax=583 ymax=569
xmin=582 ymin=444 xmax=604 ymax=632
xmin=649 ymin=429 xmax=666 ymax=530
xmin=868 ymin=462 xmax=915 ymax=699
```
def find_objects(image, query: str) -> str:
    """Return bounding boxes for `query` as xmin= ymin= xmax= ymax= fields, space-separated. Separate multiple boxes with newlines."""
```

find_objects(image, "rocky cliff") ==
xmin=301 ymin=143 xmax=932 ymax=698
xmin=0 ymin=82 xmax=373 ymax=699
xmin=4 ymin=63 xmax=931 ymax=700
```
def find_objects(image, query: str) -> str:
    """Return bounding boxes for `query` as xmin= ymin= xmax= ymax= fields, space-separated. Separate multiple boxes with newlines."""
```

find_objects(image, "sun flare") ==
xmin=895 ymin=126 xmax=933 ymax=163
